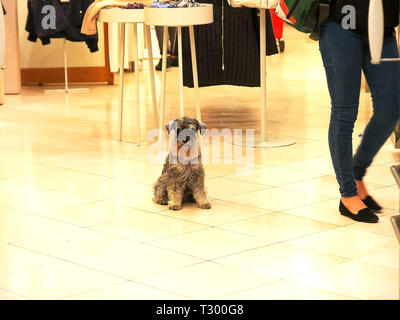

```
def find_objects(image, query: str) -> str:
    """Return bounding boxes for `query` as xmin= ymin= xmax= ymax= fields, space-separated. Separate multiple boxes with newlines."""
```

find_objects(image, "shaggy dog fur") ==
xmin=153 ymin=117 xmax=211 ymax=211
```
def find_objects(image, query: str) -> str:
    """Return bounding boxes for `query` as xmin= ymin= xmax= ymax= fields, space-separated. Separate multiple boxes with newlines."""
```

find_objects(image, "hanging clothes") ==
xmin=182 ymin=0 xmax=278 ymax=88
xmin=25 ymin=0 xmax=99 ymax=52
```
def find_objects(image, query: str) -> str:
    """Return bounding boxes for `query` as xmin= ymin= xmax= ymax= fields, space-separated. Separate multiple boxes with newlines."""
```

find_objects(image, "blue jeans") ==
xmin=319 ymin=21 xmax=400 ymax=198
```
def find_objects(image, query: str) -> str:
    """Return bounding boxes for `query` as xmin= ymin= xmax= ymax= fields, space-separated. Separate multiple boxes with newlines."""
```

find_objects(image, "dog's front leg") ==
xmin=167 ymin=185 xmax=184 ymax=211
xmin=192 ymin=187 xmax=211 ymax=209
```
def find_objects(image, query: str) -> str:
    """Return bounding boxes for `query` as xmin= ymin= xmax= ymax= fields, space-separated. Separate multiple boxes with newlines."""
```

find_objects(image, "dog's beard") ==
xmin=169 ymin=140 xmax=200 ymax=165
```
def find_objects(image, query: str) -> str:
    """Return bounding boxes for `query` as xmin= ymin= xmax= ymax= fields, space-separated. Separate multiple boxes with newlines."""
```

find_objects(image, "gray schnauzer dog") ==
xmin=153 ymin=117 xmax=212 ymax=211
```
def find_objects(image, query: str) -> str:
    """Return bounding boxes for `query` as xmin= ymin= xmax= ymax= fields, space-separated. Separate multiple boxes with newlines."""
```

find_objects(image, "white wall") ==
xmin=17 ymin=0 xmax=106 ymax=69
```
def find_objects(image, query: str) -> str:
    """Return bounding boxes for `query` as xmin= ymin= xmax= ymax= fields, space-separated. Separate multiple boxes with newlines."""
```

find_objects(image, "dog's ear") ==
xmin=166 ymin=119 xmax=179 ymax=134
xmin=196 ymin=120 xmax=207 ymax=135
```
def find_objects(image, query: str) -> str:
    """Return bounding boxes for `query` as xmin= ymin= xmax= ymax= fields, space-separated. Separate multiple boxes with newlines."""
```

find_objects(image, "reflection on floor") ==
xmin=0 ymin=26 xmax=399 ymax=300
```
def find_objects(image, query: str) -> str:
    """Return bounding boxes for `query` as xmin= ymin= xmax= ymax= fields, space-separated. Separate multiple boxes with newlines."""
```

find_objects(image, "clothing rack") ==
xmin=44 ymin=39 xmax=89 ymax=94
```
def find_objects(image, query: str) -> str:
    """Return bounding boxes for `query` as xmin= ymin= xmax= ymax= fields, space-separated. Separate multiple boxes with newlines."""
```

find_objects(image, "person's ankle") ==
xmin=341 ymin=195 xmax=367 ymax=214
xmin=355 ymin=179 xmax=369 ymax=199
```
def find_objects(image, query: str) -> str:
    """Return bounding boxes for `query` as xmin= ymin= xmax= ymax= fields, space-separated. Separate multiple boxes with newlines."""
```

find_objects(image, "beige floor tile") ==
xmin=0 ymin=262 xmax=123 ymax=300
xmin=288 ymin=227 xmax=397 ymax=260
xmin=347 ymin=213 xmax=399 ymax=237
xmin=64 ymin=281 xmax=187 ymax=300
xmin=223 ymin=188 xmax=330 ymax=212
xmin=205 ymin=177 xmax=269 ymax=199
xmin=282 ymin=199 xmax=355 ymax=226
xmin=371 ymin=148 xmax=400 ymax=166
xmin=203 ymin=162 xmax=266 ymax=177
xmin=55 ymin=179 xmax=151 ymax=201
xmin=226 ymin=167 xmax=322 ymax=187
xmin=0 ymin=211 xmax=76 ymax=243
xmin=0 ymin=243 xmax=60 ymax=276
xmin=282 ymin=176 xmax=385 ymax=198
xmin=16 ymin=228 xmax=136 ymax=261
xmin=358 ymin=247 xmax=399 ymax=270
xmin=362 ymin=166 xmax=398 ymax=186
xmin=216 ymin=243 xmax=347 ymax=279
xmin=78 ymin=159 xmax=161 ymax=180
xmin=278 ymin=157 xmax=336 ymax=175
xmin=92 ymin=211 xmax=208 ymax=242
xmin=37 ymin=151 xmax=128 ymax=169
xmin=220 ymin=212 xmax=337 ymax=242
xmin=290 ymin=260 xmax=398 ymax=300
xmin=378 ymin=160 xmax=400 ymax=168
xmin=137 ymin=262 xmax=278 ymax=299
xmin=151 ymin=228 xmax=271 ymax=260
xmin=364 ymin=186 xmax=399 ymax=211
xmin=0 ymin=288 xmax=27 ymax=300
xmin=38 ymin=202 xmax=149 ymax=227
xmin=0 ymin=187 xmax=93 ymax=214
xmin=160 ymin=200 xmax=271 ymax=226
xmin=75 ymin=244 xmax=203 ymax=280
xmin=220 ymin=280 xmax=356 ymax=300
xmin=0 ymin=162 xmax=105 ymax=190
xmin=106 ymin=191 xmax=170 ymax=213
xmin=372 ymin=291 xmax=399 ymax=300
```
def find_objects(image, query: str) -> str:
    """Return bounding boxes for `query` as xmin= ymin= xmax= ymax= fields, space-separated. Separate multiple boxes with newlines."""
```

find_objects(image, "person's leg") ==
xmin=155 ymin=26 xmax=172 ymax=70
xmin=353 ymin=36 xmax=400 ymax=196
xmin=169 ymin=27 xmax=178 ymax=57
xmin=155 ymin=26 xmax=165 ymax=55
xmin=319 ymin=21 xmax=369 ymax=214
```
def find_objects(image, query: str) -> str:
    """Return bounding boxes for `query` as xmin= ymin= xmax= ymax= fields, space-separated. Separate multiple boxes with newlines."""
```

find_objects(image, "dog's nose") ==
xmin=178 ymin=129 xmax=197 ymax=143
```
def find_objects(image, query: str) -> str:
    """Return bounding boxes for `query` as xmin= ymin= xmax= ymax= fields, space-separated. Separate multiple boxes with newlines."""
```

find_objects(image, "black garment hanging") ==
xmin=329 ymin=0 xmax=399 ymax=36
xmin=25 ymin=0 xmax=98 ymax=52
xmin=182 ymin=0 xmax=278 ymax=88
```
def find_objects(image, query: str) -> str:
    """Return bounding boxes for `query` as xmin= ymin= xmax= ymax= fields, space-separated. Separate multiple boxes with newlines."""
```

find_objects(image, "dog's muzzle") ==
xmin=177 ymin=129 xmax=197 ymax=144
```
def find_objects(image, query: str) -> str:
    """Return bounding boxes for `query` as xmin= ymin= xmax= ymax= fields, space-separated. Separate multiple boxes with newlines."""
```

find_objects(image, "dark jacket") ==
xmin=330 ymin=0 xmax=400 ymax=36
xmin=26 ymin=0 xmax=98 ymax=52
xmin=182 ymin=0 xmax=278 ymax=88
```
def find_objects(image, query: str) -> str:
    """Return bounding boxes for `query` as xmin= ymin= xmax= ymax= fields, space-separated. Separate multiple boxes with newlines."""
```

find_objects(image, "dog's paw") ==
xmin=169 ymin=205 xmax=182 ymax=211
xmin=199 ymin=202 xmax=212 ymax=209
xmin=154 ymin=198 xmax=168 ymax=205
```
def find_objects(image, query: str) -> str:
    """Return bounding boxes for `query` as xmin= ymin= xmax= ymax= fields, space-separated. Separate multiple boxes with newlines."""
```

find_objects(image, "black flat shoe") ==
xmin=339 ymin=201 xmax=379 ymax=223
xmin=169 ymin=55 xmax=179 ymax=67
xmin=155 ymin=56 xmax=172 ymax=71
xmin=362 ymin=196 xmax=383 ymax=212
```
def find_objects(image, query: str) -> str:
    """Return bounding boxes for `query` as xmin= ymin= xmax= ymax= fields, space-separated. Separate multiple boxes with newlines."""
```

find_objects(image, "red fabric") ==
xmin=270 ymin=9 xmax=284 ymax=40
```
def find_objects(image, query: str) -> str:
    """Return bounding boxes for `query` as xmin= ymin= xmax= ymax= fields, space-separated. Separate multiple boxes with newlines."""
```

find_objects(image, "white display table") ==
xmin=144 ymin=4 xmax=213 ymax=128
xmin=98 ymin=8 xmax=158 ymax=144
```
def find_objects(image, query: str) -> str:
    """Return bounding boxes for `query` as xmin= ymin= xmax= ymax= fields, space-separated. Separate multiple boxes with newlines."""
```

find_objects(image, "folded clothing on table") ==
xmin=81 ymin=0 xmax=154 ymax=35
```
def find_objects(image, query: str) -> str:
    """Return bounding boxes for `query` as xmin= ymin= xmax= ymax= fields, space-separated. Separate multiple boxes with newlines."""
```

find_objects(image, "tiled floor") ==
xmin=0 ymin=26 xmax=399 ymax=300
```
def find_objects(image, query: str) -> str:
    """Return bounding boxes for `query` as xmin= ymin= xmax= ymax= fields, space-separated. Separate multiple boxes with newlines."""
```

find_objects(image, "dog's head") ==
xmin=165 ymin=117 xmax=207 ymax=145
xmin=166 ymin=117 xmax=207 ymax=163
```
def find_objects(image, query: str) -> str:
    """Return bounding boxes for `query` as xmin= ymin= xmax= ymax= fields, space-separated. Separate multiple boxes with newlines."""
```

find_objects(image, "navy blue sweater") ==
xmin=26 ymin=0 xmax=98 ymax=52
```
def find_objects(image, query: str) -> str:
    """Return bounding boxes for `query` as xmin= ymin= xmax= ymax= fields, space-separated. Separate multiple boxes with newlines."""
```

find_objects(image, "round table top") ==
xmin=144 ymin=4 xmax=213 ymax=26
xmin=97 ymin=8 xmax=145 ymax=23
